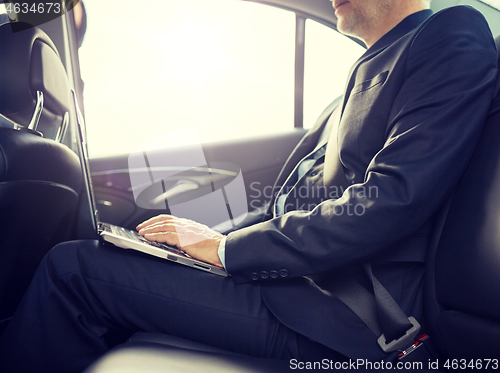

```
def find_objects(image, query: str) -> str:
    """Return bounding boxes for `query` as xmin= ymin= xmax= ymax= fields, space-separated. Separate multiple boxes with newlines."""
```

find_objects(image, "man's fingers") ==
xmin=136 ymin=214 xmax=173 ymax=230
xmin=136 ymin=215 xmax=171 ymax=230
xmin=139 ymin=220 xmax=199 ymax=239
xmin=137 ymin=214 xmax=223 ymax=255
xmin=138 ymin=221 xmax=175 ymax=235
xmin=143 ymin=231 xmax=179 ymax=246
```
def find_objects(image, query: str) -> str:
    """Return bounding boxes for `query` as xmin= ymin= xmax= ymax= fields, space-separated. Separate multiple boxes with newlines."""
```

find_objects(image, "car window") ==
xmin=0 ymin=3 xmax=9 ymax=21
xmin=303 ymin=18 xmax=365 ymax=129
xmin=79 ymin=0 xmax=296 ymax=157
xmin=478 ymin=0 xmax=500 ymax=11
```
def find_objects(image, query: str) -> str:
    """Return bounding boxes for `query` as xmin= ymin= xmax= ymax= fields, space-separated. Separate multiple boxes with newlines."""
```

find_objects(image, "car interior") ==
xmin=0 ymin=0 xmax=499 ymax=371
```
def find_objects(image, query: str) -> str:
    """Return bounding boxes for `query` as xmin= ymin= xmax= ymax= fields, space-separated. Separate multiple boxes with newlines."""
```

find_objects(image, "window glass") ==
xmin=303 ymin=19 xmax=364 ymax=129
xmin=79 ymin=0 xmax=295 ymax=157
xmin=479 ymin=0 xmax=500 ymax=11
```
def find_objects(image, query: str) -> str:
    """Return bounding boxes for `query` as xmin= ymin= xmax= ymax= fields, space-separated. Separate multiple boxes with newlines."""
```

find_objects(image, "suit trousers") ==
xmin=0 ymin=240 xmax=341 ymax=373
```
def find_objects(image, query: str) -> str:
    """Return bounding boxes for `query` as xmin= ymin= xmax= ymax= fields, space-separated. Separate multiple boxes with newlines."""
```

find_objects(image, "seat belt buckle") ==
xmin=377 ymin=316 xmax=421 ymax=353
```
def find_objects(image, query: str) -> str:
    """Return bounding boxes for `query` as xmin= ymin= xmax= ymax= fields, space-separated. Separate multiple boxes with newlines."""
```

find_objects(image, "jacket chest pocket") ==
xmin=339 ymin=70 xmax=391 ymax=172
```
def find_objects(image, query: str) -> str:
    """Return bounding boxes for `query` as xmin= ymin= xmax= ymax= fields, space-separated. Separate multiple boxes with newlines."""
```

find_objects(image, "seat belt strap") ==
xmin=364 ymin=264 xmax=413 ymax=342
xmin=329 ymin=275 xmax=382 ymax=336
xmin=330 ymin=267 xmax=421 ymax=353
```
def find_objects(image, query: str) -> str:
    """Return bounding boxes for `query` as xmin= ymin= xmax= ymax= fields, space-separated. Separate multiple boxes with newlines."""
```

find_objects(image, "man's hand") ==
xmin=136 ymin=215 xmax=224 ymax=268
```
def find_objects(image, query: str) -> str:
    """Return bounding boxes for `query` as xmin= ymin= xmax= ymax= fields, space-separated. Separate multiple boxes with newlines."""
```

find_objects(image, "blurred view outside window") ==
xmin=304 ymin=19 xmax=364 ymax=129
xmin=79 ymin=0 xmax=363 ymax=157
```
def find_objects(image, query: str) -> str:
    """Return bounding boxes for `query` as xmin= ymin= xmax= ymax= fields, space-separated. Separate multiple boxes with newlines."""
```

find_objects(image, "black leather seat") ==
xmin=85 ymin=35 xmax=500 ymax=372
xmin=85 ymin=333 xmax=291 ymax=373
xmin=423 ymin=34 xmax=500 ymax=362
xmin=0 ymin=22 xmax=82 ymax=321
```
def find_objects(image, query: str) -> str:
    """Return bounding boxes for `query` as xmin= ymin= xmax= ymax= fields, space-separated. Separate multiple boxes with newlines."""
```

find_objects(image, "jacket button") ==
xmin=260 ymin=271 xmax=269 ymax=279
xmin=250 ymin=272 xmax=259 ymax=281
xmin=270 ymin=270 xmax=279 ymax=279
xmin=279 ymin=269 xmax=289 ymax=278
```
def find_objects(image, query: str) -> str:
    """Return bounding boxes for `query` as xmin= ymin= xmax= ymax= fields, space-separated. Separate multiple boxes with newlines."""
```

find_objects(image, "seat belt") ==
xmin=322 ymin=104 xmax=422 ymax=354
xmin=329 ymin=193 xmax=456 ymax=355
xmin=328 ymin=274 xmax=382 ymax=337
xmin=365 ymin=263 xmax=421 ymax=353
xmin=328 ymin=265 xmax=421 ymax=353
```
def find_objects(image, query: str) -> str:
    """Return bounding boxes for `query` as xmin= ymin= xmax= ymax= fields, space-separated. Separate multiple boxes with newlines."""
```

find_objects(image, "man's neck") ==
xmin=363 ymin=4 xmax=430 ymax=47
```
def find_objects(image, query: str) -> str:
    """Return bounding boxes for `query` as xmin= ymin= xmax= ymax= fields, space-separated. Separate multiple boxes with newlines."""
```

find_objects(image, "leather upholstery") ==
xmin=426 ymin=34 xmax=500 ymax=359
xmin=85 ymin=342 xmax=291 ymax=373
xmin=0 ymin=22 xmax=71 ymax=137
xmin=0 ymin=181 xmax=80 ymax=319
xmin=0 ymin=128 xmax=81 ymax=188
xmin=0 ymin=23 xmax=82 ymax=319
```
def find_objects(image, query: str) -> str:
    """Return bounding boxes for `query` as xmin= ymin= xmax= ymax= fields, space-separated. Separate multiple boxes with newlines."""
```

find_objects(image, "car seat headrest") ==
xmin=0 ymin=22 xmax=71 ymax=131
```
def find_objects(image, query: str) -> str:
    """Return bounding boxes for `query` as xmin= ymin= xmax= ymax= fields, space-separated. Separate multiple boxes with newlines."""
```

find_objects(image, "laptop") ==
xmin=71 ymin=90 xmax=228 ymax=277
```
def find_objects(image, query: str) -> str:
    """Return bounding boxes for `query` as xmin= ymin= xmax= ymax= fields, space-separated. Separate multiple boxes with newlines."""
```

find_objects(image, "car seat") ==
xmin=423 ymin=33 xmax=500 ymax=363
xmin=0 ymin=22 xmax=82 ymax=322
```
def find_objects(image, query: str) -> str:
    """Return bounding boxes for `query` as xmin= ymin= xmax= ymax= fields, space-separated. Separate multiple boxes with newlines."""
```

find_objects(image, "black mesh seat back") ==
xmin=426 ymin=35 xmax=500 ymax=359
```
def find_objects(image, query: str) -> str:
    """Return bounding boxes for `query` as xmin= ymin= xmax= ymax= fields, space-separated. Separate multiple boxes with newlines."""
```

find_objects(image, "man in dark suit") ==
xmin=1 ymin=1 xmax=498 ymax=372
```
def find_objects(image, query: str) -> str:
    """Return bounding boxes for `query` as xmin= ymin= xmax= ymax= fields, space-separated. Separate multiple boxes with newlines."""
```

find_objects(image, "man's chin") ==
xmin=336 ymin=22 xmax=354 ymax=38
xmin=336 ymin=18 xmax=364 ymax=42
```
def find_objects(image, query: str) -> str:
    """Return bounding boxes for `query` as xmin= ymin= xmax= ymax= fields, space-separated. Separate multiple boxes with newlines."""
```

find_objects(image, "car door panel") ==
xmin=89 ymin=129 xmax=306 ymax=229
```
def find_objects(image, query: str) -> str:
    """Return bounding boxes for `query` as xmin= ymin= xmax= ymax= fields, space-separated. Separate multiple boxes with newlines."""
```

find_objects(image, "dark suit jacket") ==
xmin=225 ymin=6 xmax=498 ymax=359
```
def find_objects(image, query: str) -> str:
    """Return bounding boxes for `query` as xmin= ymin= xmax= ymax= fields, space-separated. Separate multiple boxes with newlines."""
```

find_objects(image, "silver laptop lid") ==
xmin=71 ymin=90 xmax=99 ymax=234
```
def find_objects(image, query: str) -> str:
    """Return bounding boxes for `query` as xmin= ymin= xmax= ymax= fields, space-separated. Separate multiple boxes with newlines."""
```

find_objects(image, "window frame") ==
xmin=251 ymin=2 xmax=364 ymax=129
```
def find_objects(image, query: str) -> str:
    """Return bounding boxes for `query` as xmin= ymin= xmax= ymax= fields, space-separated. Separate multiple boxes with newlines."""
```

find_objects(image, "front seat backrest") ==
xmin=0 ymin=22 xmax=82 ymax=321
xmin=0 ymin=22 xmax=72 ymax=139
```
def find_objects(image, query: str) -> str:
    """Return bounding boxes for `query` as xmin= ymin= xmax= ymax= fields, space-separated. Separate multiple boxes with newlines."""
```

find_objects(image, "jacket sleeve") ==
xmin=225 ymin=6 xmax=499 ymax=284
